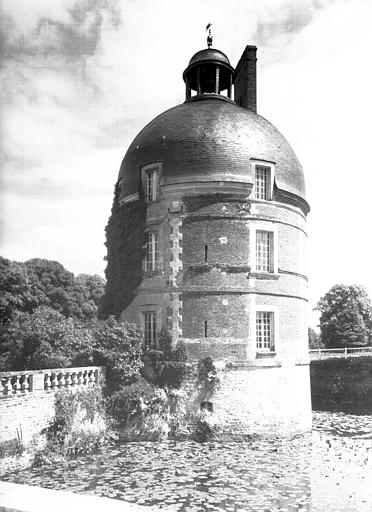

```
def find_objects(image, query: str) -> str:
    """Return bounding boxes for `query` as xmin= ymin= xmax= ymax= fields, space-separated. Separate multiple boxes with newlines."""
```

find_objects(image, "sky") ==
xmin=1 ymin=0 xmax=372 ymax=328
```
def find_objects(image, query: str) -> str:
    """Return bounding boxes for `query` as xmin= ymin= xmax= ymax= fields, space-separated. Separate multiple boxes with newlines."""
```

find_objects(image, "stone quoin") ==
xmin=106 ymin=39 xmax=312 ymax=435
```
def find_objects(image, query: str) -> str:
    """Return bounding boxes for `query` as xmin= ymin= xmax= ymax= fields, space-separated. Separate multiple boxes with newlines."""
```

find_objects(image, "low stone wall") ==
xmin=0 ymin=367 xmax=105 ymax=455
xmin=310 ymin=356 xmax=372 ymax=414
xmin=181 ymin=361 xmax=312 ymax=436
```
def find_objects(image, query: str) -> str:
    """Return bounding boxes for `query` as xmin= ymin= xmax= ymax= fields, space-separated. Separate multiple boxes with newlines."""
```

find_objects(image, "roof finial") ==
xmin=206 ymin=23 xmax=212 ymax=48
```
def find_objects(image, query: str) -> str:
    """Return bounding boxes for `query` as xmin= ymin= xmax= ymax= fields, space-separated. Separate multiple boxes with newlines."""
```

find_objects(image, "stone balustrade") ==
xmin=0 ymin=367 xmax=105 ymax=398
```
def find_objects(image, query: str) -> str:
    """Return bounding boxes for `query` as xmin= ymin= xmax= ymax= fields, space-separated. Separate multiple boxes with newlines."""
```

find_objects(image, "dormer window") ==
xmin=142 ymin=163 xmax=161 ymax=202
xmin=255 ymin=166 xmax=268 ymax=200
xmin=252 ymin=162 xmax=274 ymax=201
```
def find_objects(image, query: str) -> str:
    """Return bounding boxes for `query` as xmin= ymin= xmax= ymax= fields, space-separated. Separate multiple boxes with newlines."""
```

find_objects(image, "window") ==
xmin=144 ymin=312 xmax=157 ymax=347
xmin=256 ymin=231 xmax=273 ymax=272
xmin=145 ymin=232 xmax=158 ymax=271
xmin=144 ymin=168 xmax=158 ymax=202
xmin=256 ymin=312 xmax=274 ymax=351
xmin=254 ymin=166 xmax=269 ymax=200
xmin=204 ymin=320 xmax=208 ymax=338
xmin=200 ymin=401 xmax=213 ymax=412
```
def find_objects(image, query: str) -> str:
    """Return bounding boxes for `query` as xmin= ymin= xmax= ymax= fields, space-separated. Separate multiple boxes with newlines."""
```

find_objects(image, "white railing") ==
xmin=309 ymin=346 xmax=372 ymax=360
xmin=0 ymin=366 xmax=105 ymax=397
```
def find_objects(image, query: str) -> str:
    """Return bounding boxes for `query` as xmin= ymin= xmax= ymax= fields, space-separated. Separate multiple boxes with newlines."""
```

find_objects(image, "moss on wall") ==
xmin=310 ymin=357 xmax=372 ymax=414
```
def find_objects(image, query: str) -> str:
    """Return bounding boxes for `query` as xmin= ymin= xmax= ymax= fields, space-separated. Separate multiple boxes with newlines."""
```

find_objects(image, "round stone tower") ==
xmin=110 ymin=42 xmax=312 ymax=435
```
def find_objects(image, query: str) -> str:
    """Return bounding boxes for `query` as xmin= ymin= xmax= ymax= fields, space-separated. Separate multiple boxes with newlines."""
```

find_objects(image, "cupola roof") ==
xmin=118 ymin=98 xmax=308 ymax=210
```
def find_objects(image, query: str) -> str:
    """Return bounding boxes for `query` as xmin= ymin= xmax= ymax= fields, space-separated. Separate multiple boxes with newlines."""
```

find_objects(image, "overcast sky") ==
xmin=1 ymin=0 xmax=371 ymax=328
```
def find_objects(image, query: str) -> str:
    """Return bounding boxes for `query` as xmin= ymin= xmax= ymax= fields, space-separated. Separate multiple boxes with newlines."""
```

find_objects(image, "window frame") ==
xmin=253 ymin=305 xmax=279 ymax=354
xmin=141 ymin=163 xmax=161 ymax=203
xmin=143 ymin=311 xmax=158 ymax=348
xmin=256 ymin=311 xmax=274 ymax=351
xmin=145 ymin=231 xmax=159 ymax=272
xmin=252 ymin=161 xmax=275 ymax=201
xmin=255 ymin=230 xmax=274 ymax=273
xmin=248 ymin=223 xmax=278 ymax=275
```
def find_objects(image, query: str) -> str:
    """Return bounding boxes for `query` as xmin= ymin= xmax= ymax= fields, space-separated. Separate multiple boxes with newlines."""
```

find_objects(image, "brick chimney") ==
xmin=234 ymin=45 xmax=257 ymax=112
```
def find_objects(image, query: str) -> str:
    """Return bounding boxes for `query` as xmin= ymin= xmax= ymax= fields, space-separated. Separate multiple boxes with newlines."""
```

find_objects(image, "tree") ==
xmin=0 ymin=256 xmax=105 ymax=322
xmin=24 ymin=258 xmax=79 ymax=317
xmin=0 ymin=307 xmax=143 ymax=383
xmin=0 ymin=257 xmax=31 ymax=324
xmin=92 ymin=317 xmax=143 ymax=392
xmin=0 ymin=306 xmax=94 ymax=371
xmin=316 ymin=284 xmax=372 ymax=348
xmin=70 ymin=273 xmax=105 ymax=320
xmin=308 ymin=327 xmax=323 ymax=349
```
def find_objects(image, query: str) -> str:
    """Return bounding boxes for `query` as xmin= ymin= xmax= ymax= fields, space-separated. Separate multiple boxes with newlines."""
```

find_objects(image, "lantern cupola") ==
xmin=183 ymin=45 xmax=236 ymax=101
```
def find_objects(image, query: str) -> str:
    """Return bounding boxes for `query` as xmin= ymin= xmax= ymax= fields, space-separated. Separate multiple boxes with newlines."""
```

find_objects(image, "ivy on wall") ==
xmin=99 ymin=185 xmax=147 ymax=319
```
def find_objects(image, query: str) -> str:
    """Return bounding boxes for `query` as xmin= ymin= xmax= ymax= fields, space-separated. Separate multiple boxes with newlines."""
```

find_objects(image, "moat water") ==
xmin=3 ymin=411 xmax=372 ymax=511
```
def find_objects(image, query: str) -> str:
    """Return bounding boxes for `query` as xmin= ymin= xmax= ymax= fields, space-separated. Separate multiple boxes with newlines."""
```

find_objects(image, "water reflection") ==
xmin=2 ymin=412 xmax=372 ymax=511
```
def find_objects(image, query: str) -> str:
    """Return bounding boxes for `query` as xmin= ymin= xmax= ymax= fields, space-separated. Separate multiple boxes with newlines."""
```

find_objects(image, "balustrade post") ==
xmin=65 ymin=372 xmax=72 ymax=388
xmin=21 ymin=374 xmax=30 ymax=393
xmin=14 ymin=375 xmax=21 ymax=394
xmin=88 ymin=370 xmax=95 ymax=386
xmin=58 ymin=372 xmax=66 ymax=388
xmin=4 ymin=377 xmax=12 ymax=395
xmin=345 ymin=347 xmax=347 ymax=358
xmin=44 ymin=372 xmax=51 ymax=390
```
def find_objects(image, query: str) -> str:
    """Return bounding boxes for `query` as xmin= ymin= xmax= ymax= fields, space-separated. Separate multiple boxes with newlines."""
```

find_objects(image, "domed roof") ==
xmin=188 ymin=48 xmax=231 ymax=67
xmin=183 ymin=48 xmax=235 ymax=85
xmin=119 ymin=96 xmax=307 ymax=205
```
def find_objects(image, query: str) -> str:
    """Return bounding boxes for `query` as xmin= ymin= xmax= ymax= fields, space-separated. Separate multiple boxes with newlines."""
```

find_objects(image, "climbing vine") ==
xmin=145 ymin=328 xmax=189 ymax=389
xmin=187 ymin=263 xmax=251 ymax=274
xmin=99 ymin=185 xmax=147 ymax=319
xmin=197 ymin=356 xmax=221 ymax=399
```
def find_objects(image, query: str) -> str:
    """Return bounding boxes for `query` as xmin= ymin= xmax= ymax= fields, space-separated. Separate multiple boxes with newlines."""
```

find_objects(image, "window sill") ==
xmin=256 ymin=351 xmax=276 ymax=359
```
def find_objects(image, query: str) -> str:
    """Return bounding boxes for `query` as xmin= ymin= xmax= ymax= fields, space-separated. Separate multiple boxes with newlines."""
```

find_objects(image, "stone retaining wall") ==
xmin=310 ymin=356 xmax=372 ymax=414
xmin=0 ymin=367 xmax=105 ymax=455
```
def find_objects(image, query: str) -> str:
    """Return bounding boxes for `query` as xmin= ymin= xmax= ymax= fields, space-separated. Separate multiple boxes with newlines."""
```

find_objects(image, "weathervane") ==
xmin=206 ymin=23 xmax=213 ymax=48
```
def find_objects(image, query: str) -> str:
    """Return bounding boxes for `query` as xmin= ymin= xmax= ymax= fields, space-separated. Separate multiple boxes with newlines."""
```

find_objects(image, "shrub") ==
xmin=197 ymin=357 xmax=220 ymax=399
xmin=108 ymin=378 xmax=171 ymax=441
xmin=145 ymin=328 xmax=188 ymax=388
xmin=192 ymin=410 xmax=221 ymax=442
xmin=92 ymin=317 xmax=143 ymax=392
xmin=36 ymin=387 xmax=114 ymax=462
